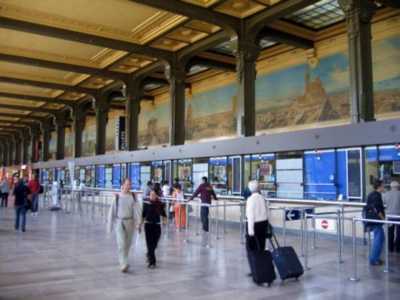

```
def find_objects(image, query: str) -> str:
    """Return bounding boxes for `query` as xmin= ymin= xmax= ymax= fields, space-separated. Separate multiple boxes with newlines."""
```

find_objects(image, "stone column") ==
xmin=166 ymin=63 xmax=186 ymax=146
xmin=125 ymin=80 xmax=142 ymax=151
xmin=30 ymin=124 xmax=40 ymax=163
xmin=95 ymin=95 xmax=110 ymax=155
xmin=55 ymin=114 xmax=68 ymax=160
xmin=41 ymin=119 xmax=52 ymax=162
xmin=236 ymin=35 xmax=260 ymax=137
xmin=22 ymin=130 xmax=30 ymax=164
xmin=339 ymin=0 xmax=376 ymax=122
xmin=73 ymin=104 xmax=87 ymax=158
xmin=15 ymin=135 xmax=22 ymax=165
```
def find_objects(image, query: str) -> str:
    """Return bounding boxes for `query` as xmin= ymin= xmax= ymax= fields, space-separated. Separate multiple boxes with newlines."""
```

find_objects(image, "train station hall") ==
xmin=0 ymin=0 xmax=400 ymax=299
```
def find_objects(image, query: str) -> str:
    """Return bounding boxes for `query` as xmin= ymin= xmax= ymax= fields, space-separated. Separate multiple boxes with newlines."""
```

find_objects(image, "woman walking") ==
xmin=142 ymin=183 xmax=166 ymax=268
xmin=108 ymin=178 xmax=142 ymax=273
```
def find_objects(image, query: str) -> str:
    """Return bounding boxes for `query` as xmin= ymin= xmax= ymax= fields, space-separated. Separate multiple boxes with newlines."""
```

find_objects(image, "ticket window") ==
xmin=251 ymin=154 xmax=276 ymax=197
xmin=64 ymin=168 xmax=70 ymax=186
xmin=128 ymin=163 xmax=141 ymax=190
xmin=152 ymin=161 xmax=164 ymax=183
xmin=85 ymin=166 xmax=95 ymax=187
xmin=173 ymin=159 xmax=193 ymax=193
xmin=105 ymin=165 xmax=113 ymax=189
xmin=209 ymin=157 xmax=228 ymax=194
xmin=164 ymin=160 xmax=172 ymax=185
xmin=228 ymin=156 xmax=242 ymax=195
xmin=140 ymin=163 xmax=151 ymax=191
xmin=378 ymin=145 xmax=400 ymax=190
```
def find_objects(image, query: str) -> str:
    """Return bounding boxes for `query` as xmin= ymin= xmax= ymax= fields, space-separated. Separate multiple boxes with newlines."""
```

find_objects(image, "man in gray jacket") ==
xmin=383 ymin=181 xmax=400 ymax=252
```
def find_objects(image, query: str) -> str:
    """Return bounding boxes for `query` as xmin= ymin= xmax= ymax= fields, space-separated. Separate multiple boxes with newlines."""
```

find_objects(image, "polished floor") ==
xmin=1 ymin=205 xmax=400 ymax=300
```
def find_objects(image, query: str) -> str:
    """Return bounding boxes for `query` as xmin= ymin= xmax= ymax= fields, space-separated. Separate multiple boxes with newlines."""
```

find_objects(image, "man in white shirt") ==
xmin=246 ymin=180 xmax=268 ymax=251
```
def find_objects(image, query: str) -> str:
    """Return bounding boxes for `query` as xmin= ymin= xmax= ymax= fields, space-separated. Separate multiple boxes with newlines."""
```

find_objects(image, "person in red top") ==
xmin=28 ymin=174 xmax=41 ymax=216
xmin=190 ymin=177 xmax=217 ymax=232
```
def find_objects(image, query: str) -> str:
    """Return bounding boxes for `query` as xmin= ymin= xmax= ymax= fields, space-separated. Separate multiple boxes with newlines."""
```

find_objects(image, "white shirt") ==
xmin=246 ymin=192 xmax=268 ymax=236
xmin=162 ymin=185 xmax=170 ymax=197
xmin=107 ymin=192 xmax=142 ymax=233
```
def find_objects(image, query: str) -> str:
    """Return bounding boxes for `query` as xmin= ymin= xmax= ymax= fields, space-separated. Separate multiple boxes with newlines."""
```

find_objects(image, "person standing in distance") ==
xmin=13 ymin=177 xmax=31 ymax=232
xmin=190 ymin=177 xmax=217 ymax=233
xmin=28 ymin=174 xmax=41 ymax=216
xmin=107 ymin=178 xmax=142 ymax=273
xmin=365 ymin=179 xmax=386 ymax=265
xmin=383 ymin=181 xmax=400 ymax=252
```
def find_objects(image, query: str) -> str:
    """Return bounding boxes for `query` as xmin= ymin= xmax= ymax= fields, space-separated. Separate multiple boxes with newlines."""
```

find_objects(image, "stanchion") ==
xmin=349 ymin=219 xmax=359 ymax=281
xmin=223 ymin=198 xmax=227 ymax=234
xmin=384 ymin=221 xmax=390 ymax=273
xmin=300 ymin=209 xmax=305 ymax=257
xmin=282 ymin=208 xmax=287 ymax=246
xmin=304 ymin=214 xmax=311 ymax=270
xmin=239 ymin=201 xmax=245 ymax=244
xmin=184 ymin=201 xmax=190 ymax=243
xmin=336 ymin=209 xmax=343 ymax=264
xmin=312 ymin=216 xmax=317 ymax=249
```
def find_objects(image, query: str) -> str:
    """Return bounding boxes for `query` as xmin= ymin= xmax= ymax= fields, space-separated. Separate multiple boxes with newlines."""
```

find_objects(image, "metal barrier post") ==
xmin=239 ymin=201 xmax=245 ymax=244
xmin=196 ymin=200 xmax=201 ymax=236
xmin=282 ymin=208 xmax=287 ymax=246
xmin=301 ymin=209 xmax=305 ymax=257
xmin=341 ymin=206 xmax=345 ymax=254
xmin=184 ymin=202 xmax=190 ymax=243
xmin=312 ymin=216 xmax=317 ymax=249
xmin=223 ymin=198 xmax=227 ymax=234
xmin=384 ymin=220 xmax=390 ymax=273
xmin=304 ymin=215 xmax=311 ymax=270
xmin=349 ymin=219 xmax=359 ymax=281
xmin=337 ymin=209 xmax=343 ymax=264
xmin=215 ymin=204 xmax=220 ymax=240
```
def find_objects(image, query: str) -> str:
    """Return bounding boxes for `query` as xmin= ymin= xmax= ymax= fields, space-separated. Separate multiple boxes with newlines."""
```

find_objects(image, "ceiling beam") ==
xmin=177 ymin=31 xmax=230 ymax=61
xmin=0 ymin=91 xmax=76 ymax=106
xmin=0 ymin=112 xmax=44 ymax=121
xmin=0 ymin=53 xmax=127 ymax=81
xmin=377 ymin=0 xmax=400 ymax=8
xmin=0 ymin=103 xmax=60 ymax=115
xmin=0 ymin=125 xmax=30 ymax=131
xmin=187 ymin=57 xmax=236 ymax=72
xmin=0 ymin=120 xmax=36 ymax=127
xmin=129 ymin=0 xmax=239 ymax=33
xmin=258 ymin=27 xmax=314 ymax=49
xmin=0 ymin=75 xmax=95 ymax=95
xmin=0 ymin=16 xmax=172 ymax=62
xmin=246 ymin=0 xmax=320 ymax=33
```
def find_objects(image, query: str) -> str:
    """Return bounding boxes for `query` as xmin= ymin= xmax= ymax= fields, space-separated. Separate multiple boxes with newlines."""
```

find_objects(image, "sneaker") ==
xmin=120 ymin=264 xmax=129 ymax=273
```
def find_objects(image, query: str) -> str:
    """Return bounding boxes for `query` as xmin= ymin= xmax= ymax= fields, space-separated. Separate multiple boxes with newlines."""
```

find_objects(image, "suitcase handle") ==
xmin=268 ymin=232 xmax=281 ymax=250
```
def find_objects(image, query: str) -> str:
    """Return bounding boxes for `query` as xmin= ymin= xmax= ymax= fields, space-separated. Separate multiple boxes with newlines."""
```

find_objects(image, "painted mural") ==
xmin=106 ymin=110 xmax=124 ymax=153
xmin=138 ymin=100 xmax=170 ymax=147
xmin=255 ymin=34 xmax=400 ymax=132
xmin=65 ymin=127 xmax=74 ymax=158
xmin=82 ymin=116 xmax=96 ymax=157
xmin=49 ymin=131 xmax=57 ymax=159
xmin=373 ymin=35 xmax=400 ymax=116
xmin=186 ymin=84 xmax=236 ymax=141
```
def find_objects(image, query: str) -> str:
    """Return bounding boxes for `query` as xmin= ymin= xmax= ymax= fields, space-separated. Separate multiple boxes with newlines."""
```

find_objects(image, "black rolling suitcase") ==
xmin=269 ymin=233 xmax=304 ymax=281
xmin=246 ymin=235 xmax=276 ymax=286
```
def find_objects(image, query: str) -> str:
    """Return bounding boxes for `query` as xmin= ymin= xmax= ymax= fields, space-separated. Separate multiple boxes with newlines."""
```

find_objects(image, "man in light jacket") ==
xmin=383 ymin=181 xmax=400 ymax=252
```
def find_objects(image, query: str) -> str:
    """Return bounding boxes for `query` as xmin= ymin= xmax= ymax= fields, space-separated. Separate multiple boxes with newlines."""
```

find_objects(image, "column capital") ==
xmin=338 ymin=0 xmax=376 ymax=22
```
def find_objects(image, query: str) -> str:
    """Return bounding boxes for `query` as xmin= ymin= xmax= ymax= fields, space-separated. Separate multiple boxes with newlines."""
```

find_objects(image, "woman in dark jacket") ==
xmin=141 ymin=183 xmax=166 ymax=268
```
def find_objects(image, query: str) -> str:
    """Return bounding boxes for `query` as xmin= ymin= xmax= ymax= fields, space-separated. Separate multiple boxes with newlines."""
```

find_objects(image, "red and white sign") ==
xmin=315 ymin=218 xmax=337 ymax=233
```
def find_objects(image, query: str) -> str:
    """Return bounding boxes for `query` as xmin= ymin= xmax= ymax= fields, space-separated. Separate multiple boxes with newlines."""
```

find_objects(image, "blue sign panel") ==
xmin=129 ymin=163 xmax=140 ymax=190
xmin=285 ymin=208 xmax=314 ymax=221
xmin=112 ymin=165 xmax=121 ymax=189
xmin=96 ymin=165 xmax=105 ymax=188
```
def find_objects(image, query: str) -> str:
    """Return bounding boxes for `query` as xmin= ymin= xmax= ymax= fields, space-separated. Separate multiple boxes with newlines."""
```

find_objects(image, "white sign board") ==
xmin=315 ymin=218 xmax=337 ymax=233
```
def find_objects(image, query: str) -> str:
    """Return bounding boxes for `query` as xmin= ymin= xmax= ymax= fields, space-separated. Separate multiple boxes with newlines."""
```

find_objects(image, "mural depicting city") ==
xmin=134 ymin=35 xmax=400 ymax=146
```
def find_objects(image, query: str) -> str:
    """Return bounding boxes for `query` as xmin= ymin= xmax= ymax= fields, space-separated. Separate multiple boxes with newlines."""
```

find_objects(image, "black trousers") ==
xmin=388 ymin=222 xmax=400 ymax=252
xmin=201 ymin=206 xmax=209 ymax=232
xmin=144 ymin=223 xmax=161 ymax=265
xmin=0 ymin=193 xmax=8 ymax=207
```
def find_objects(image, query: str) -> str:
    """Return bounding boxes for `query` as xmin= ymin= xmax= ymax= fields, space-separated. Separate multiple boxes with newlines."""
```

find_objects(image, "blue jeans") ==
xmin=15 ymin=206 xmax=27 ymax=231
xmin=201 ymin=206 xmax=209 ymax=232
xmin=370 ymin=225 xmax=384 ymax=264
xmin=31 ymin=193 xmax=39 ymax=213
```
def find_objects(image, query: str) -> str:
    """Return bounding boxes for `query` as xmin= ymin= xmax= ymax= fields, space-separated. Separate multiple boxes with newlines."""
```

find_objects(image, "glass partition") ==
xmin=209 ymin=157 xmax=227 ymax=194
xmin=173 ymin=159 xmax=193 ymax=193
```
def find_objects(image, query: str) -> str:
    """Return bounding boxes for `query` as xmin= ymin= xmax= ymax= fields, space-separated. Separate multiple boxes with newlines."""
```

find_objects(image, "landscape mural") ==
xmin=186 ymin=84 xmax=236 ymax=141
xmin=138 ymin=101 xmax=170 ymax=147
xmin=49 ymin=131 xmax=57 ymax=160
xmin=255 ymin=34 xmax=400 ymax=132
xmin=64 ymin=127 xmax=74 ymax=157
xmin=373 ymin=35 xmax=400 ymax=115
xmin=82 ymin=117 xmax=96 ymax=157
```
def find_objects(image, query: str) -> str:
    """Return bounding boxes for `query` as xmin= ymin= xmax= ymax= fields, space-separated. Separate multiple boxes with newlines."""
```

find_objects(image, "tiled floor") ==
xmin=0 ymin=206 xmax=400 ymax=300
